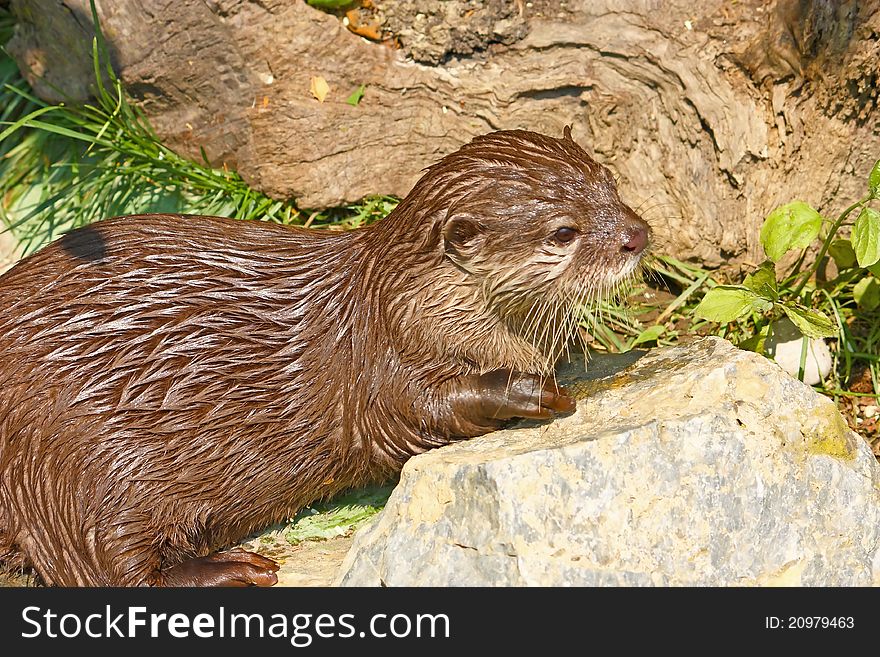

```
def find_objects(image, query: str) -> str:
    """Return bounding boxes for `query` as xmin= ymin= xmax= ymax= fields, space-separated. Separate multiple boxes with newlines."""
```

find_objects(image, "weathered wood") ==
xmin=8 ymin=0 xmax=879 ymax=266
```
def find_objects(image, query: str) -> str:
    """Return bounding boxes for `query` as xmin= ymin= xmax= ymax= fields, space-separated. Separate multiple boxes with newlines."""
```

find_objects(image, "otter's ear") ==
xmin=443 ymin=217 xmax=484 ymax=258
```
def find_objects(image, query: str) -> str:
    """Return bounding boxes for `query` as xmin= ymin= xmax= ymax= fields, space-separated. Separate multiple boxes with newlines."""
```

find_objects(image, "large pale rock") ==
xmin=336 ymin=337 xmax=880 ymax=586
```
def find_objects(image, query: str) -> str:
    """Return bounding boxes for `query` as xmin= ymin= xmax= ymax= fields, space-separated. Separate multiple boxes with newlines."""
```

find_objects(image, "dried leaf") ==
xmin=310 ymin=76 xmax=330 ymax=103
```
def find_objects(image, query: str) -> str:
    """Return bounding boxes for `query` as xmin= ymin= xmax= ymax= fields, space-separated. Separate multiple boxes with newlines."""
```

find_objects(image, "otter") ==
xmin=0 ymin=128 xmax=650 ymax=586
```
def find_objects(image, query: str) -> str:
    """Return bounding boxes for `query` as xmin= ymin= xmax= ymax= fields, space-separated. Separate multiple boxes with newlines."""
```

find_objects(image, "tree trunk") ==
xmin=8 ymin=0 xmax=880 ymax=266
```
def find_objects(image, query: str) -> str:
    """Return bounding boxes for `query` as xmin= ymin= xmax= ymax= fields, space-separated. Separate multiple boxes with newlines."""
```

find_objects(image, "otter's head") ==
xmin=379 ymin=127 xmax=651 ymax=373
xmin=422 ymin=128 xmax=651 ymax=318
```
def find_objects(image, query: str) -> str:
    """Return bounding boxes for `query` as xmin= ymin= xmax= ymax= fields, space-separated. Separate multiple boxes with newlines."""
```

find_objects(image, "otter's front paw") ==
xmin=478 ymin=370 xmax=576 ymax=421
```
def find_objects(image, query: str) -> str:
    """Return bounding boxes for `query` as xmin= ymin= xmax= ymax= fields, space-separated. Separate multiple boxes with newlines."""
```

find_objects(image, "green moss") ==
xmin=563 ymin=351 xmax=682 ymax=400
xmin=805 ymin=406 xmax=856 ymax=460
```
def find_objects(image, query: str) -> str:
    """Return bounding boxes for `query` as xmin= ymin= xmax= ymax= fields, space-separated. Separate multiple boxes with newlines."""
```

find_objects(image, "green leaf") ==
xmin=694 ymin=286 xmax=771 ymax=323
xmin=869 ymin=261 xmax=880 ymax=277
xmin=738 ymin=324 xmax=770 ymax=354
xmin=742 ymin=260 xmax=778 ymax=300
xmin=759 ymin=201 xmax=823 ymax=262
xmin=632 ymin=324 xmax=665 ymax=346
xmin=827 ymin=239 xmax=857 ymax=269
xmin=346 ymin=84 xmax=366 ymax=107
xmin=870 ymin=158 xmax=880 ymax=199
xmin=780 ymin=304 xmax=838 ymax=339
xmin=853 ymin=276 xmax=880 ymax=311
xmin=738 ymin=335 xmax=763 ymax=353
xmin=852 ymin=206 xmax=880 ymax=268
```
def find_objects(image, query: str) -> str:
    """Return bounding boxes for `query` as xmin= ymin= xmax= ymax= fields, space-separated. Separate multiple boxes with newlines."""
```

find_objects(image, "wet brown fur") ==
xmin=0 ymin=129 xmax=649 ymax=586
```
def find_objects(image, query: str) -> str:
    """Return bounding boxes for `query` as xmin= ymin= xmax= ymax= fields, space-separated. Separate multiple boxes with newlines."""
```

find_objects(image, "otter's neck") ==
xmin=359 ymin=226 xmax=560 ymax=377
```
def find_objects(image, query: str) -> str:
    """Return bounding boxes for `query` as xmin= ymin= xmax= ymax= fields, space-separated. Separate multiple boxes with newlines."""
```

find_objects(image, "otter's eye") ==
xmin=553 ymin=227 xmax=578 ymax=244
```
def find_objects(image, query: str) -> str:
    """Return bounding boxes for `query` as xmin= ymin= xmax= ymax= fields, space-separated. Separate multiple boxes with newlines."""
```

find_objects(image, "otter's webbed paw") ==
xmin=475 ymin=369 xmax=576 ymax=421
xmin=160 ymin=548 xmax=279 ymax=587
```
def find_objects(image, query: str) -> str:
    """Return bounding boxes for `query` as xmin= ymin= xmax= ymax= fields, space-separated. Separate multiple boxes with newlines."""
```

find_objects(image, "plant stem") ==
xmin=791 ymin=196 xmax=870 ymax=298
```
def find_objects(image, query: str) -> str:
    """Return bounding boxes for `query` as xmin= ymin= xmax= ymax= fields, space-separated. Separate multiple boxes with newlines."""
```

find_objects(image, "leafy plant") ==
xmin=695 ymin=161 xmax=880 ymax=359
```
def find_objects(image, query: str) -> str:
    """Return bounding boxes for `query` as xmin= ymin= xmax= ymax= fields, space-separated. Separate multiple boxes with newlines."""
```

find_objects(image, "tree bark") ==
xmin=8 ymin=0 xmax=880 ymax=266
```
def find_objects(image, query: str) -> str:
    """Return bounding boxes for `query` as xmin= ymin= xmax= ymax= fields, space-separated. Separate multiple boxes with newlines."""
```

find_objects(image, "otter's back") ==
xmin=0 ymin=214 xmax=354 ymax=493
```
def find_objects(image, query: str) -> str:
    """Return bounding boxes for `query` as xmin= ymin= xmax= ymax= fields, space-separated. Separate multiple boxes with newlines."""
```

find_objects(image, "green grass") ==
xmin=0 ymin=6 xmax=393 ymax=258
xmin=284 ymin=485 xmax=395 ymax=544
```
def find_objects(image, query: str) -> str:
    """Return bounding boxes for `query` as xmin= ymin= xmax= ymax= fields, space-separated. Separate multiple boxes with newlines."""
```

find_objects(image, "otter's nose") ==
xmin=622 ymin=224 xmax=649 ymax=255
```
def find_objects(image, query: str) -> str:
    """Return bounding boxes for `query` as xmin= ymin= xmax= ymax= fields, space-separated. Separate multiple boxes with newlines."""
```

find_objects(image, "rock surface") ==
xmin=372 ymin=0 xmax=530 ymax=65
xmin=237 ymin=528 xmax=355 ymax=587
xmin=336 ymin=337 xmax=880 ymax=586
xmin=8 ymin=0 xmax=880 ymax=266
